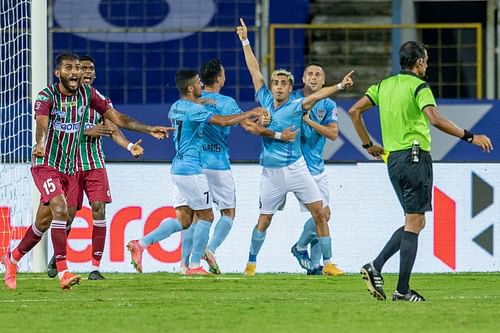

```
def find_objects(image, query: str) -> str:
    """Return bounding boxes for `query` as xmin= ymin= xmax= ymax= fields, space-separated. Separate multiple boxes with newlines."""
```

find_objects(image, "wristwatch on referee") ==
xmin=362 ymin=141 xmax=373 ymax=149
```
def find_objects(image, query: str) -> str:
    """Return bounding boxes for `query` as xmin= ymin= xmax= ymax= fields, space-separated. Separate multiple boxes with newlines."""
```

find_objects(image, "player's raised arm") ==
xmin=302 ymin=70 xmax=354 ymax=111
xmin=237 ymin=18 xmax=265 ymax=92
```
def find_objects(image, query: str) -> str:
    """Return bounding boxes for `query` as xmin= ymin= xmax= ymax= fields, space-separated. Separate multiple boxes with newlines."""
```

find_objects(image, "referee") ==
xmin=349 ymin=41 xmax=493 ymax=302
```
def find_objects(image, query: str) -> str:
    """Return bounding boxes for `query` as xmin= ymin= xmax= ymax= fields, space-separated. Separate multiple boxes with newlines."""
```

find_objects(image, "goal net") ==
xmin=0 ymin=0 xmax=34 ymax=272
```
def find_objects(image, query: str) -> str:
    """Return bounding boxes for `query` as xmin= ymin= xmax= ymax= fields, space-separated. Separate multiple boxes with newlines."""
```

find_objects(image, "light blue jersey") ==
xmin=291 ymin=89 xmax=338 ymax=175
xmin=169 ymin=99 xmax=214 ymax=175
xmin=256 ymin=86 xmax=305 ymax=168
xmin=200 ymin=91 xmax=242 ymax=170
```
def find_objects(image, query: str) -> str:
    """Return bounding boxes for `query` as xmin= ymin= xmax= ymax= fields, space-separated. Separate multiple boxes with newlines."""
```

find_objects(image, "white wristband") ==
xmin=274 ymin=132 xmax=282 ymax=140
xmin=127 ymin=142 xmax=133 ymax=151
xmin=336 ymin=83 xmax=345 ymax=91
xmin=241 ymin=39 xmax=250 ymax=46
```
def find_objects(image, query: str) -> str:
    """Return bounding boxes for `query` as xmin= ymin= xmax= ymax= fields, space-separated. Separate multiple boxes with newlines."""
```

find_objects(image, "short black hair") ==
xmin=55 ymin=53 xmax=79 ymax=68
xmin=399 ymin=41 xmax=428 ymax=70
xmin=175 ymin=68 xmax=199 ymax=94
xmin=304 ymin=62 xmax=324 ymax=72
xmin=79 ymin=55 xmax=95 ymax=64
xmin=200 ymin=59 xmax=222 ymax=86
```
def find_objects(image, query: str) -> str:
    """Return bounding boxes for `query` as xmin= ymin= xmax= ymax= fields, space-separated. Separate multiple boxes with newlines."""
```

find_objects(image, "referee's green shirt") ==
xmin=365 ymin=71 xmax=437 ymax=152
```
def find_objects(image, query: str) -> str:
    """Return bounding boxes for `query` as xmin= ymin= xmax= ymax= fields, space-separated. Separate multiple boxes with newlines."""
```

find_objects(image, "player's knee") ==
xmin=91 ymin=201 xmax=106 ymax=220
xmin=36 ymin=214 xmax=52 ymax=231
xmin=257 ymin=214 xmax=272 ymax=231
xmin=323 ymin=207 xmax=331 ymax=221
xmin=50 ymin=200 xmax=68 ymax=220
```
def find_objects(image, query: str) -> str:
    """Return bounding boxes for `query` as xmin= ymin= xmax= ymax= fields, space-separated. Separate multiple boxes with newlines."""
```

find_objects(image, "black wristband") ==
xmin=362 ymin=141 xmax=373 ymax=149
xmin=461 ymin=129 xmax=474 ymax=143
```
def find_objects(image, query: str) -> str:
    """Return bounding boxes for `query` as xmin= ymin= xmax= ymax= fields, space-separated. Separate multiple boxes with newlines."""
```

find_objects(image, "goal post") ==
xmin=31 ymin=0 xmax=48 ymax=272
xmin=0 ymin=0 xmax=47 ymax=273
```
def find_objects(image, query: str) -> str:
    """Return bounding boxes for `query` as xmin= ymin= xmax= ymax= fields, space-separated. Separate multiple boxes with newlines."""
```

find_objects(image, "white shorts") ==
xmin=299 ymin=171 xmax=330 ymax=212
xmin=203 ymin=169 xmax=236 ymax=210
xmin=171 ymin=174 xmax=211 ymax=210
xmin=259 ymin=157 xmax=322 ymax=214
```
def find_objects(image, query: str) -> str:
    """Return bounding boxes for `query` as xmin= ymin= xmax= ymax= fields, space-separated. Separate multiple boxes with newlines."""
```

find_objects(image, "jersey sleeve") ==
xmin=226 ymin=97 xmax=242 ymax=115
xmin=256 ymin=85 xmax=274 ymax=109
xmin=365 ymin=83 xmax=380 ymax=105
xmin=33 ymin=90 xmax=52 ymax=118
xmin=90 ymin=86 xmax=111 ymax=115
xmin=415 ymin=83 xmax=437 ymax=110
xmin=106 ymin=97 xmax=114 ymax=109
xmin=189 ymin=104 xmax=214 ymax=123
xmin=322 ymin=99 xmax=338 ymax=125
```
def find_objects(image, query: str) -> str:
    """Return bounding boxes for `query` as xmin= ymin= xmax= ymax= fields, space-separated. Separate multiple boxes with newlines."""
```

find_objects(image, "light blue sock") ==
xmin=248 ymin=227 xmax=266 ymax=262
xmin=190 ymin=220 xmax=211 ymax=267
xmin=318 ymin=236 xmax=332 ymax=261
xmin=310 ymin=238 xmax=322 ymax=268
xmin=142 ymin=219 xmax=182 ymax=247
xmin=207 ymin=215 xmax=233 ymax=253
xmin=181 ymin=223 xmax=195 ymax=265
xmin=297 ymin=218 xmax=316 ymax=248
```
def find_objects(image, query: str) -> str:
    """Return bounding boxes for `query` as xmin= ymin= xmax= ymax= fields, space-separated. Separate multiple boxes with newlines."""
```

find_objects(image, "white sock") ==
xmin=58 ymin=269 xmax=68 ymax=279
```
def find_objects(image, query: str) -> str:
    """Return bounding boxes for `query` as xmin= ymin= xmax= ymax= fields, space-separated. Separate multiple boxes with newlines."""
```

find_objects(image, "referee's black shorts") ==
xmin=387 ymin=149 xmax=433 ymax=214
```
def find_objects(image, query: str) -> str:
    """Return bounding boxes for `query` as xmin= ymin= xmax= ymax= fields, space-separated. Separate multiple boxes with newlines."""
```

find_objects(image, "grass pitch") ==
xmin=0 ymin=272 xmax=499 ymax=333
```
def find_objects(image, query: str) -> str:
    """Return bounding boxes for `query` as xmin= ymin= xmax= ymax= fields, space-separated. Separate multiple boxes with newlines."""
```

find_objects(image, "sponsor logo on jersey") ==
xmin=62 ymin=101 xmax=78 ymax=108
xmin=53 ymin=121 xmax=81 ymax=133
xmin=77 ymin=105 xmax=87 ymax=117
xmin=84 ymin=123 xmax=95 ymax=130
xmin=51 ymin=109 xmax=67 ymax=117
xmin=316 ymin=109 xmax=326 ymax=121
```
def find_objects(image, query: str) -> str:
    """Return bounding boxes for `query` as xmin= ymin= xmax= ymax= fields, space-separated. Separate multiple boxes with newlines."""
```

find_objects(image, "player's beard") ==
xmin=60 ymin=75 xmax=79 ymax=94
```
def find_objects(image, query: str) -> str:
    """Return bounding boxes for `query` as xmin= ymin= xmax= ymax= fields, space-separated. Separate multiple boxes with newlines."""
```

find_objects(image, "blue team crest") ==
xmin=316 ymin=109 xmax=326 ymax=121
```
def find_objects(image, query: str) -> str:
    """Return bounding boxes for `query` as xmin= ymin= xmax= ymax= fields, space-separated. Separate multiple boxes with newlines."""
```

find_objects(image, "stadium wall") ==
xmin=3 ymin=163 xmax=497 ymax=273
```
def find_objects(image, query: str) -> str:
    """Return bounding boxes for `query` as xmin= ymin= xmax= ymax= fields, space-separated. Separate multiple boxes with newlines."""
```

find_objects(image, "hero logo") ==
xmin=0 ymin=206 xmax=180 ymax=263
xmin=54 ymin=0 xmax=216 ymax=43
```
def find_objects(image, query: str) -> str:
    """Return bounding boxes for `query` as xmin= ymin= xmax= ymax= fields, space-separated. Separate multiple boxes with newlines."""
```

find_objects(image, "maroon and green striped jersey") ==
xmin=33 ymin=83 xmax=110 ymax=174
xmin=77 ymin=98 xmax=114 ymax=171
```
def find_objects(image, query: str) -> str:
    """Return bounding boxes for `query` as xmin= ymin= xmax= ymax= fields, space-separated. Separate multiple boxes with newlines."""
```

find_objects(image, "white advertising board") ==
xmin=2 ymin=163 xmax=498 ymax=273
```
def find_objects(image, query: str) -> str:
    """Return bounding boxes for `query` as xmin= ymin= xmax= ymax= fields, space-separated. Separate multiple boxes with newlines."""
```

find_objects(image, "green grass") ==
xmin=0 ymin=273 xmax=499 ymax=333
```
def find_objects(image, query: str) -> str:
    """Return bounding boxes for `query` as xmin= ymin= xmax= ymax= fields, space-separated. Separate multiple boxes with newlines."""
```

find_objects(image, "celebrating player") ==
xmin=1 ymin=53 xmax=171 ymax=290
xmin=236 ymin=18 xmax=352 ymax=276
xmin=290 ymin=62 xmax=349 ymax=275
xmin=46 ymin=55 xmax=144 ymax=280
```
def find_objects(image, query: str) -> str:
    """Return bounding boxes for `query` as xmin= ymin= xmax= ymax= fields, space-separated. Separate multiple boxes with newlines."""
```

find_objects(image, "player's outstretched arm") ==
xmin=105 ymin=120 xmax=144 ymax=158
xmin=84 ymin=124 xmax=114 ymax=137
xmin=302 ymin=70 xmax=354 ymax=111
xmin=237 ymin=18 xmax=265 ymax=92
xmin=209 ymin=107 xmax=267 ymax=127
xmin=103 ymin=108 xmax=174 ymax=140
xmin=423 ymin=105 xmax=493 ymax=152
xmin=33 ymin=115 xmax=48 ymax=157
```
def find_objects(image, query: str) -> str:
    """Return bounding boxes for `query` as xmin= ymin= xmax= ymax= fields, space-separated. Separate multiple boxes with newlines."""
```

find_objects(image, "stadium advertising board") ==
xmin=3 ymin=163 xmax=496 ymax=274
